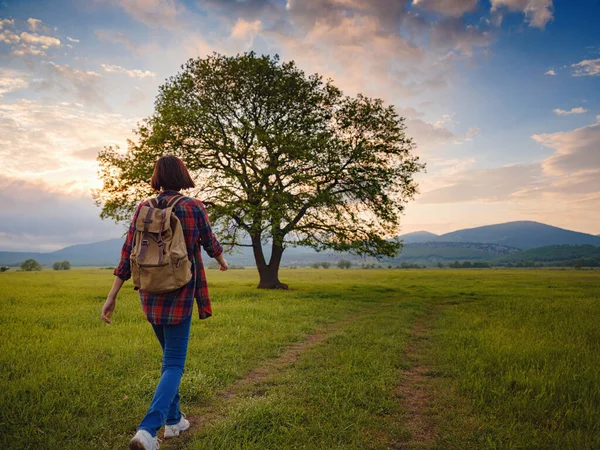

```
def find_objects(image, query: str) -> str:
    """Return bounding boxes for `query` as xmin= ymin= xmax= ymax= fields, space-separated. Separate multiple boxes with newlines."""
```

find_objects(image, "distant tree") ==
xmin=0 ymin=266 xmax=9 ymax=272
xmin=472 ymin=262 xmax=490 ymax=268
xmin=20 ymin=259 xmax=42 ymax=272
xmin=506 ymin=262 xmax=514 ymax=268
xmin=321 ymin=262 xmax=331 ymax=269
xmin=449 ymin=261 xmax=460 ymax=268
xmin=337 ymin=259 xmax=352 ymax=269
xmin=52 ymin=261 xmax=71 ymax=271
xmin=310 ymin=262 xmax=321 ymax=269
xmin=94 ymin=52 xmax=424 ymax=289
xmin=462 ymin=261 xmax=472 ymax=268
xmin=574 ymin=264 xmax=582 ymax=270
xmin=437 ymin=262 xmax=444 ymax=268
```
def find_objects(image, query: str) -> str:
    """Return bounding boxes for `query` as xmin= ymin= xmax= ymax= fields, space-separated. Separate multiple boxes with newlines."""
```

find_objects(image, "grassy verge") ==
xmin=0 ymin=268 xmax=407 ymax=449
xmin=428 ymin=270 xmax=600 ymax=449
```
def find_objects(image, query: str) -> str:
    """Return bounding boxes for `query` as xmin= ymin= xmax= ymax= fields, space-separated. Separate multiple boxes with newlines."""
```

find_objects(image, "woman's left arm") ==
xmin=101 ymin=277 xmax=125 ymax=324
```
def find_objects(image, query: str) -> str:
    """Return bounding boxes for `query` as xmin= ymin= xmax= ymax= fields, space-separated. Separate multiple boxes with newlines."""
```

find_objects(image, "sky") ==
xmin=0 ymin=0 xmax=599 ymax=251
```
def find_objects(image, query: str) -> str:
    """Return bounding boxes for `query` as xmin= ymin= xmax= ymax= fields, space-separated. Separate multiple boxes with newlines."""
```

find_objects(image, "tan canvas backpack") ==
xmin=130 ymin=195 xmax=192 ymax=293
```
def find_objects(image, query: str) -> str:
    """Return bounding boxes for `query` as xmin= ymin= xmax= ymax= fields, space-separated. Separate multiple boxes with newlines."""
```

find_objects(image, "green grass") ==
xmin=0 ymin=268 xmax=599 ymax=449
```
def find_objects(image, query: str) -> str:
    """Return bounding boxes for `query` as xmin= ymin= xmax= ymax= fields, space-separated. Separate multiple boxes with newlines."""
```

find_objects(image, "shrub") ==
xmin=20 ymin=259 xmax=42 ymax=272
xmin=52 ymin=261 xmax=71 ymax=271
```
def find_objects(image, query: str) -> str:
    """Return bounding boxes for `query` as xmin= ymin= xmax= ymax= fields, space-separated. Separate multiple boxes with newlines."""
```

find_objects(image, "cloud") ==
xmin=0 ymin=68 xmax=28 ymax=96
xmin=464 ymin=127 xmax=480 ymax=141
xmin=418 ymin=164 xmax=542 ymax=203
xmin=553 ymin=107 xmax=588 ymax=116
xmin=20 ymin=31 xmax=60 ymax=48
xmin=411 ymin=0 xmax=479 ymax=17
xmin=0 ymin=18 xmax=14 ymax=29
xmin=38 ymin=62 xmax=108 ymax=108
xmin=0 ymin=28 xmax=19 ymax=45
xmin=26 ymin=18 xmax=48 ymax=33
xmin=0 ymin=174 xmax=123 ymax=252
xmin=0 ymin=99 xmax=135 ymax=182
xmin=107 ymin=0 xmax=185 ymax=28
xmin=545 ymin=68 xmax=556 ymax=75
xmin=490 ymin=0 xmax=554 ymax=28
xmin=101 ymin=64 xmax=156 ymax=79
xmin=231 ymin=18 xmax=261 ymax=41
xmin=66 ymin=36 xmax=79 ymax=43
xmin=571 ymin=58 xmax=600 ymax=77
xmin=95 ymin=30 xmax=139 ymax=54
xmin=533 ymin=117 xmax=600 ymax=177
xmin=430 ymin=18 xmax=490 ymax=57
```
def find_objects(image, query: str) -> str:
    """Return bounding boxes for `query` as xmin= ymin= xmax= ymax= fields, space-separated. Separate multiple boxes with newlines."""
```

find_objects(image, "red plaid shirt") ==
xmin=114 ymin=190 xmax=223 ymax=325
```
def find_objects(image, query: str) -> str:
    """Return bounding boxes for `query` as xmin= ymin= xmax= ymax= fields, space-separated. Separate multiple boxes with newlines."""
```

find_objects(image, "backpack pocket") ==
xmin=136 ymin=262 xmax=177 ymax=294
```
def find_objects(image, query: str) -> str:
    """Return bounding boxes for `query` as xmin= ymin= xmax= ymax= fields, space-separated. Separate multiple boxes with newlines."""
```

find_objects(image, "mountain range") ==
xmin=1 ymin=221 xmax=599 ymax=267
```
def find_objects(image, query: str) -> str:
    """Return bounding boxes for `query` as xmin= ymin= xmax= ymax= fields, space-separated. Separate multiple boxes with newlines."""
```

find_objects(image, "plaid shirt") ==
xmin=114 ymin=190 xmax=223 ymax=325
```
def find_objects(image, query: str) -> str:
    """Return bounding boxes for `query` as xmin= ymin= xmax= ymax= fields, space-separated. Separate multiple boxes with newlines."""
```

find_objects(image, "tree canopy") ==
xmin=95 ymin=52 xmax=424 ymax=288
xmin=20 ymin=259 xmax=42 ymax=272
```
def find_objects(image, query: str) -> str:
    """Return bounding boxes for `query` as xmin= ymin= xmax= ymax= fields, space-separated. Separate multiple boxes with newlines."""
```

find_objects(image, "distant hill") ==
xmin=435 ymin=221 xmax=600 ymax=249
xmin=397 ymin=231 xmax=439 ymax=244
xmin=0 ymin=239 xmax=125 ymax=266
xmin=495 ymin=245 xmax=600 ymax=266
xmin=1 ymin=221 xmax=598 ymax=267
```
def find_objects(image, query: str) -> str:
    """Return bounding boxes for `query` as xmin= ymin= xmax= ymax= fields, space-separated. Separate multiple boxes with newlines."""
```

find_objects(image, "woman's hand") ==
xmin=101 ymin=295 xmax=116 ymax=324
xmin=216 ymin=254 xmax=229 ymax=271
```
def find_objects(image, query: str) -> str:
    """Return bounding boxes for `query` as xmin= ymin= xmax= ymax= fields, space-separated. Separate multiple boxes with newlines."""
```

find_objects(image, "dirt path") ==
xmin=161 ymin=309 xmax=374 ymax=450
xmin=391 ymin=306 xmax=439 ymax=449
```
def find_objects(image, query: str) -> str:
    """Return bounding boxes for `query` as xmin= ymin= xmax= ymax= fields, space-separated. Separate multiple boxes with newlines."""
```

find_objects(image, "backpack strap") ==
xmin=166 ymin=194 xmax=184 ymax=208
xmin=149 ymin=198 xmax=160 ymax=208
xmin=138 ymin=205 xmax=155 ymax=261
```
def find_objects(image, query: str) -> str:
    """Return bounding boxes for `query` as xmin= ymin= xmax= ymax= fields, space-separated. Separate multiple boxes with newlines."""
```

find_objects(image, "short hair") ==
xmin=150 ymin=155 xmax=196 ymax=191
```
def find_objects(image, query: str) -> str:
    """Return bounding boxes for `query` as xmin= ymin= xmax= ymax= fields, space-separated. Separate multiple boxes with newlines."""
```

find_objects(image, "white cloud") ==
xmin=20 ymin=31 xmax=61 ymax=48
xmin=412 ymin=0 xmax=479 ymax=17
xmin=66 ymin=36 xmax=80 ymax=43
xmin=101 ymin=64 xmax=156 ymax=79
xmin=490 ymin=0 xmax=554 ymax=28
xmin=0 ymin=68 xmax=28 ymax=96
xmin=553 ymin=107 xmax=588 ymax=116
xmin=26 ymin=18 xmax=44 ymax=32
xmin=571 ymin=58 xmax=600 ymax=77
xmin=545 ymin=68 xmax=556 ymax=75
xmin=231 ymin=18 xmax=261 ymax=41
xmin=0 ymin=99 xmax=135 ymax=184
xmin=533 ymin=116 xmax=600 ymax=177
xmin=0 ymin=18 xmax=14 ymax=29
xmin=0 ymin=28 xmax=19 ymax=45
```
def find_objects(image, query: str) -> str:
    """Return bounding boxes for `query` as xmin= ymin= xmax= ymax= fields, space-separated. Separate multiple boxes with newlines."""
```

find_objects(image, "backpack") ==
xmin=130 ymin=195 xmax=193 ymax=293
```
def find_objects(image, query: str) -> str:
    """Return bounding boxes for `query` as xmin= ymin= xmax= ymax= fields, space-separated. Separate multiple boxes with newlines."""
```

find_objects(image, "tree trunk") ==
xmin=252 ymin=234 xmax=288 ymax=289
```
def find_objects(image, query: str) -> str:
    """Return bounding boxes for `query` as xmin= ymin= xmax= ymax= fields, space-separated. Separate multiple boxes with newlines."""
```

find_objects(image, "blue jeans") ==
xmin=138 ymin=314 xmax=192 ymax=436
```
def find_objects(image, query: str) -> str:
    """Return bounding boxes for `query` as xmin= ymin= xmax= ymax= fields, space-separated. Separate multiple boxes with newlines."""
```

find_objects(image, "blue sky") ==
xmin=0 ymin=0 xmax=599 ymax=251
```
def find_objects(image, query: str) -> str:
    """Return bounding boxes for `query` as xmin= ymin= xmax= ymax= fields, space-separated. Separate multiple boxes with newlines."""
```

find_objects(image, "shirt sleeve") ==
xmin=113 ymin=203 xmax=143 ymax=281
xmin=195 ymin=201 xmax=223 ymax=259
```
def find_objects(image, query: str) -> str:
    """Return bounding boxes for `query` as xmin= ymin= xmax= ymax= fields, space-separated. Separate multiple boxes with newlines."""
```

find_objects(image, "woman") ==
xmin=101 ymin=155 xmax=228 ymax=450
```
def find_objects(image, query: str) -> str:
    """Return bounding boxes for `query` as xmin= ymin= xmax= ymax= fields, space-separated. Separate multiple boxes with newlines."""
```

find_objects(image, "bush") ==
xmin=337 ymin=260 xmax=352 ymax=269
xmin=20 ymin=259 xmax=42 ymax=272
xmin=52 ymin=261 xmax=71 ymax=271
xmin=0 ymin=266 xmax=9 ymax=272
xmin=321 ymin=262 xmax=331 ymax=269
xmin=310 ymin=262 xmax=321 ymax=269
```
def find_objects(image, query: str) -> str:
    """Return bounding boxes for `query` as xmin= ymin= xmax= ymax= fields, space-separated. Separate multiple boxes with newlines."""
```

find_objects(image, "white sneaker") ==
xmin=164 ymin=413 xmax=190 ymax=439
xmin=129 ymin=429 xmax=160 ymax=450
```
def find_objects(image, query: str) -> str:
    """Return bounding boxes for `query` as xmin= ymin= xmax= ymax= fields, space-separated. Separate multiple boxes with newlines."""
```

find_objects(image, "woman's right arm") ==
xmin=196 ymin=201 xmax=228 ymax=271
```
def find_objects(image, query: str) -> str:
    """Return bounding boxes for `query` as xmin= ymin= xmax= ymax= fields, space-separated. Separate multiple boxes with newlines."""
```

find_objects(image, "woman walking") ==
xmin=101 ymin=155 xmax=228 ymax=450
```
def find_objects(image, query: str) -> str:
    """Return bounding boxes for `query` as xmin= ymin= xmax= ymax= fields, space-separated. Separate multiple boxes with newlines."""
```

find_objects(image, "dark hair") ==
xmin=150 ymin=155 xmax=195 ymax=191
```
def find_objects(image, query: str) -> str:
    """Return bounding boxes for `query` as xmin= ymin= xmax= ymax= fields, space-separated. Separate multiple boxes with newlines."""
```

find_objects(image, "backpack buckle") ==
xmin=142 ymin=239 xmax=149 ymax=245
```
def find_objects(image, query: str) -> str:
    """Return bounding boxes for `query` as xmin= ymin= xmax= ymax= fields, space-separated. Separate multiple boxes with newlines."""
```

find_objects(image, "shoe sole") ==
xmin=129 ymin=439 xmax=146 ymax=450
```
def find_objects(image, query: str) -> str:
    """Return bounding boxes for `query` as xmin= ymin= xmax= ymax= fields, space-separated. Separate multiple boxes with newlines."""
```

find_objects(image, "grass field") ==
xmin=0 ymin=268 xmax=599 ymax=449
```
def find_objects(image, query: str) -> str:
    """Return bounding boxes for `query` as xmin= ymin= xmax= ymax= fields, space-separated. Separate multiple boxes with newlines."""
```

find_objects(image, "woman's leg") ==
xmin=151 ymin=324 xmax=182 ymax=425
xmin=138 ymin=315 xmax=192 ymax=436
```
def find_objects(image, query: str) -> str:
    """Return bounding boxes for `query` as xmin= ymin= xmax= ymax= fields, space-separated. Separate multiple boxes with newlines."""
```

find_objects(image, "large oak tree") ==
xmin=95 ymin=53 xmax=425 ymax=289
